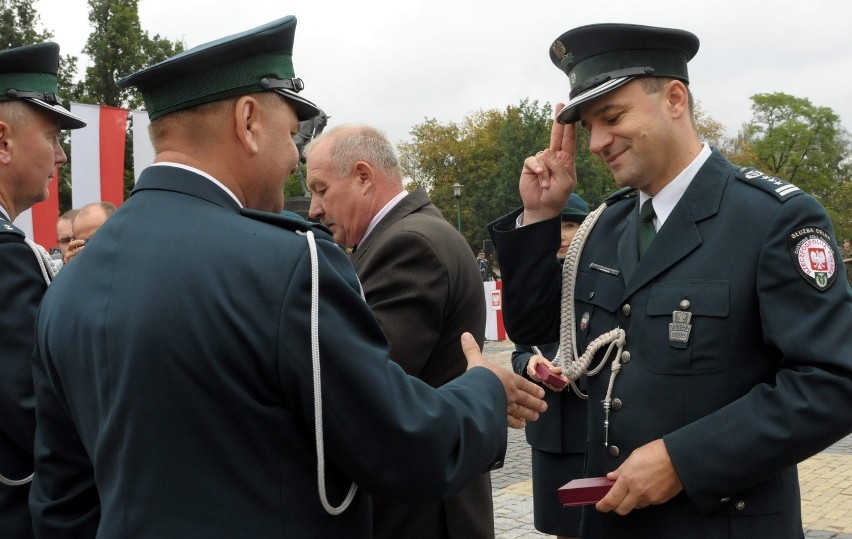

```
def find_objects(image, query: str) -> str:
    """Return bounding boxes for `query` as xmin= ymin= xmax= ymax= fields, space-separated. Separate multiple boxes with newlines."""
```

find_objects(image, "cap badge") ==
xmin=551 ymin=40 xmax=573 ymax=67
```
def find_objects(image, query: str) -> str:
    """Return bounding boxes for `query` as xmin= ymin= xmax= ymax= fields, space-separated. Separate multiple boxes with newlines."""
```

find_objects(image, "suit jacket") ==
xmin=489 ymin=151 xmax=852 ymax=539
xmin=351 ymin=188 xmax=493 ymax=539
xmin=0 ymin=217 xmax=43 ymax=539
xmin=30 ymin=166 xmax=508 ymax=539
xmin=510 ymin=342 xmax=587 ymax=455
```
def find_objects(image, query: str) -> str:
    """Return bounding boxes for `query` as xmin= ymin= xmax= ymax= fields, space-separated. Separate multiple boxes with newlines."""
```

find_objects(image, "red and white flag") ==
xmin=70 ymin=103 xmax=128 ymax=209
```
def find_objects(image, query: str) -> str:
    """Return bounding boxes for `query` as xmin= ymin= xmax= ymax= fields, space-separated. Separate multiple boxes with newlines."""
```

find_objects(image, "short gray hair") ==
xmin=305 ymin=124 xmax=401 ymax=182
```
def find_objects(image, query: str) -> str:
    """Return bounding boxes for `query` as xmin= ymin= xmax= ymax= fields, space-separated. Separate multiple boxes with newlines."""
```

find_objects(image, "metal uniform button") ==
xmin=608 ymin=445 xmax=620 ymax=458
xmin=621 ymin=304 xmax=631 ymax=316
xmin=611 ymin=398 xmax=623 ymax=411
xmin=621 ymin=351 xmax=631 ymax=363
xmin=679 ymin=299 xmax=690 ymax=309
xmin=735 ymin=501 xmax=745 ymax=511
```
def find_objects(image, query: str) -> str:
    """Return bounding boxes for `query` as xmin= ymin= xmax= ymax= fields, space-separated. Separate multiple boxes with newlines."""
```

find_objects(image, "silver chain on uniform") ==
xmin=299 ymin=229 xmax=359 ymax=515
xmin=0 ymin=239 xmax=56 ymax=487
xmin=551 ymin=202 xmax=627 ymax=449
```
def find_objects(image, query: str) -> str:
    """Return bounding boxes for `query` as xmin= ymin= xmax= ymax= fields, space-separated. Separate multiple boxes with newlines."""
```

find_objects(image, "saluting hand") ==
xmin=520 ymin=102 xmax=578 ymax=225
xmin=461 ymin=332 xmax=547 ymax=429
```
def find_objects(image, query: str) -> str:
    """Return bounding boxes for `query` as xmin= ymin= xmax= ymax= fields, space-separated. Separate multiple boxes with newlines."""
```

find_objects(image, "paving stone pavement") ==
xmin=483 ymin=339 xmax=852 ymax=539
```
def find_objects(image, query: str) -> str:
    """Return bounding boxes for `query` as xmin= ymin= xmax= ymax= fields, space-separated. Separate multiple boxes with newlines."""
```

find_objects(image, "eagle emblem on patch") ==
xmin=788 ymin=226 xmax=838 ymax=290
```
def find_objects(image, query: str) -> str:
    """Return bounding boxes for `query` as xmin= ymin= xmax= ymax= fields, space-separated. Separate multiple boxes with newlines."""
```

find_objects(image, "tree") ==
xmin=60 ymin=0 xmax=185 ymax=208
xmin=399 ymin=99 xmax=618 ymax=255
xmin=741 ymin=93 xmax=846 ymax=200
xmin=0 ymin=0 xmax=51 ymax=48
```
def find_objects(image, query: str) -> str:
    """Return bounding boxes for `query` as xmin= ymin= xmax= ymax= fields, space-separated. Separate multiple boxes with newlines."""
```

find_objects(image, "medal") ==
xmin=669 ymin=310 xmax=692 ymax=344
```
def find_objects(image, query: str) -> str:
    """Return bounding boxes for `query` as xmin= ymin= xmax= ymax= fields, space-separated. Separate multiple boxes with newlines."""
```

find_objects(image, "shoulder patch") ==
xmin=0 ymin=221 xmax=25 ymax=237
xmin=604 ymin=187 xmax=638 ymax=206
xmin=737 ymin=167 xmax=802 ymax=201
xmin=787 ymin=226 xmax=838 ymax=291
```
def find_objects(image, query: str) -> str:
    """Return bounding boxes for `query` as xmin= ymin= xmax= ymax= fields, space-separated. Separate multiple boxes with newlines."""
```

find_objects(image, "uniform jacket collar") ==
xmin=618 ymin=149 xmax=731 ymax=298
xmin=129 ymin=165 xmax=242 ymax=211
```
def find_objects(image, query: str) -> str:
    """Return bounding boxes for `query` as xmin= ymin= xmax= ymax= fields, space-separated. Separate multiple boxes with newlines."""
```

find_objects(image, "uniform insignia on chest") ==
xmin=669 ymin=310 xmax=692 ymax=344
xmin=580 ymin=311 xmax=590 ymax=331
xmin=788 ymin=226 xmax=837 ymax=291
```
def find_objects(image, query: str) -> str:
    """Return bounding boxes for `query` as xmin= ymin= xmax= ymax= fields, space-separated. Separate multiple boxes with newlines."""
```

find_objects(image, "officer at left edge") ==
xmin=0 ymin=41 xmax=85 ymax=539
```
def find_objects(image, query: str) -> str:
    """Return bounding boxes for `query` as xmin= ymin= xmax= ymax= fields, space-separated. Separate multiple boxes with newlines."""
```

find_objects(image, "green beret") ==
xmin=0 ymin=42 xmax=86 ymax=129
xmin=549 ymin=23 xmax=699 ymax=124
xmin=117 ymin=16 xmax=320 ymax=121
xmin=561 ymin=193 xmax=589 ymax=223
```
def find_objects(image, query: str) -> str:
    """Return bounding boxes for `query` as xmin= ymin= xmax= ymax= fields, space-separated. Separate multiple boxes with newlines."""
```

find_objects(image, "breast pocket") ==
xmin=574 ymin=269 xmax=624 ymax=351
xmin=645 ymin=280 xmax=730 ymax=374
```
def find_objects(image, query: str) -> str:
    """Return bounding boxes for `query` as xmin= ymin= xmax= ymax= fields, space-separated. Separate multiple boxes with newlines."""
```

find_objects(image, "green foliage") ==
xmin=742 ymin=93 xmax=844 ymax=198
xmin=734 ymin=92 xmax=852 ymax=240
xmin=0 ymin=0 xmax=51 ymax=48
xmin=399 ymin=99 xmax=617 ymax=253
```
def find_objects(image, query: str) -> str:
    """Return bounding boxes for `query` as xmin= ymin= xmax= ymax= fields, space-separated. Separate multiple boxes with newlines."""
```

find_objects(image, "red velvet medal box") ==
xmin=558 ymin=477 xmax=616 ymax=507
xmin=534 ymin=363 xmax=567 ymax=390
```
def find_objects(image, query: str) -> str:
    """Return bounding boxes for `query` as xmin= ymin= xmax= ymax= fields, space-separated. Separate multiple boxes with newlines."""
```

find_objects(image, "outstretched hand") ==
xmin=461 ymin=333 xmax=547 ymax=429
xmin=520 ymin=102 xmax=578 ymax=225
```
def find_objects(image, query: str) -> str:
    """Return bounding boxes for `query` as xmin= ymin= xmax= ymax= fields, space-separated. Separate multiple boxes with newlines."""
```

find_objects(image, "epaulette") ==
xmin=604 ymin=187 xmax=638 ymax=206
xmin=736 ymin=167 xmax=803 ymax=202
xmin=0 ymin=220 xmax=25 ymax=237
xmin=240 ymin=207 xmax=332 ymax=238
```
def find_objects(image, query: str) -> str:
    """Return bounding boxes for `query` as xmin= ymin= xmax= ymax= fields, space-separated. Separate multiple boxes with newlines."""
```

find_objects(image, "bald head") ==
xmin=72 ymin=201 xmax=116 ymax=241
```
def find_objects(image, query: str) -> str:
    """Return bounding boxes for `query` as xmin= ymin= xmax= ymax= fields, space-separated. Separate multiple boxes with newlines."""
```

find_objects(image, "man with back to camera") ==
xmin=488 ymin=23 xmax=852 ymax=539
xmin=0 ymin=41 xmax=86 ymax=539
xmin=305 ymin=124 xmax=495 ymax=539
xmin=29 ymin=16 xmax=546 ymax=538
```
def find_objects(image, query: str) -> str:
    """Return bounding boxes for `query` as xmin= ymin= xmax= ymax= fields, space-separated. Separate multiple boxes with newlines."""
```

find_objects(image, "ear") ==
xmin=665 ymin=80 xmax=690 ymax=120
xmin=233 ymin=96 xmax=262 ymax=155
xmin=354 ymin=161 xmax=374 ymax=194
xmin=0 ymin=121 xmax=11 ymax=164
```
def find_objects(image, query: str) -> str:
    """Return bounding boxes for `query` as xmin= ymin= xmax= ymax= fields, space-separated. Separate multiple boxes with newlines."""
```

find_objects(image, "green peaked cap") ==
xmin=117 ymin=16 xmax=320 ymax=121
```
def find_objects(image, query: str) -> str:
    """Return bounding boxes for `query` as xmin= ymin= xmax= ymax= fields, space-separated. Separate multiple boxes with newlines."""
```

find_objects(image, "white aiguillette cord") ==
xmin=299 ymin=229 xmax=359 ymax=515
xmin=0 ymin=239 xmax=56 ymax=487
xmin=550 ymin=203 xmax=627 ymax=449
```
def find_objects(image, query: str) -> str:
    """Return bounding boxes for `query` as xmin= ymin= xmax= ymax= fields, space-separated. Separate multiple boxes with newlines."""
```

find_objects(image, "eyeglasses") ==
xmin=58 ymin=236 xmax=72 ymax=245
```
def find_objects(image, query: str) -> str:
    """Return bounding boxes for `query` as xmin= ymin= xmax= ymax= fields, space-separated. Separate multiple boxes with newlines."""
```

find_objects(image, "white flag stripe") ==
xmin=131 ymin=111 xmax=155 ymax=182
xmin=70 ymin=103 xmax=103 ymax=209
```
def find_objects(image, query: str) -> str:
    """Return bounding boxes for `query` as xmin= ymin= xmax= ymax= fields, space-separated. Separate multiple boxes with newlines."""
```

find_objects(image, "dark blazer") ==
xmin=0 ymin=216 xmax=43 ymax=539
xmin=489 ymin=151 xmax=852 ymax=539
xmin=30 ymin=166 xmax=508 ymax=539
xmin=510 ymin=342 xmax=587 ymax=455
xmin=351 ymin=188 xmax=493 ymax=539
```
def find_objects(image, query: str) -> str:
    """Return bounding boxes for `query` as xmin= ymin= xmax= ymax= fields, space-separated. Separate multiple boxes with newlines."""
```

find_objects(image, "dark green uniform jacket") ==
xmin=489 ymin=150 xmax=852 ymax=539
xmin=0 ymin=216 xmax=44 ymax=539
xmin=30 ymin=165 xmax=507 ymax=538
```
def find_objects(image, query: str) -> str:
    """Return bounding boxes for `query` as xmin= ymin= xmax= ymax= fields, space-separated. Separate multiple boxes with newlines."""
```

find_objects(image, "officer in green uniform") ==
xmin=30 ymin=16 xmax=546 ymax=538
xmin=0 ymin=41 xmax=85 ymax=539
xmin=489 ymin=23 xmax=852 ymax=539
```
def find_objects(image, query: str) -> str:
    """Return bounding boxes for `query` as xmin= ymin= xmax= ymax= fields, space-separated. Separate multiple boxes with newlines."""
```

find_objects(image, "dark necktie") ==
xmin=638 ymin=199 xmax=656 ymax=259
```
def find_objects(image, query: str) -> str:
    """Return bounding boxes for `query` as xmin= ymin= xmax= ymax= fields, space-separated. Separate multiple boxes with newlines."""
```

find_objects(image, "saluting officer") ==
xmin=489 ymin=23 xmax=852 ymax=539
xmin=29 ymin=16 xmax=546 ymax=538
xmin=0 ymin=41 xmax=85 ymax=539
